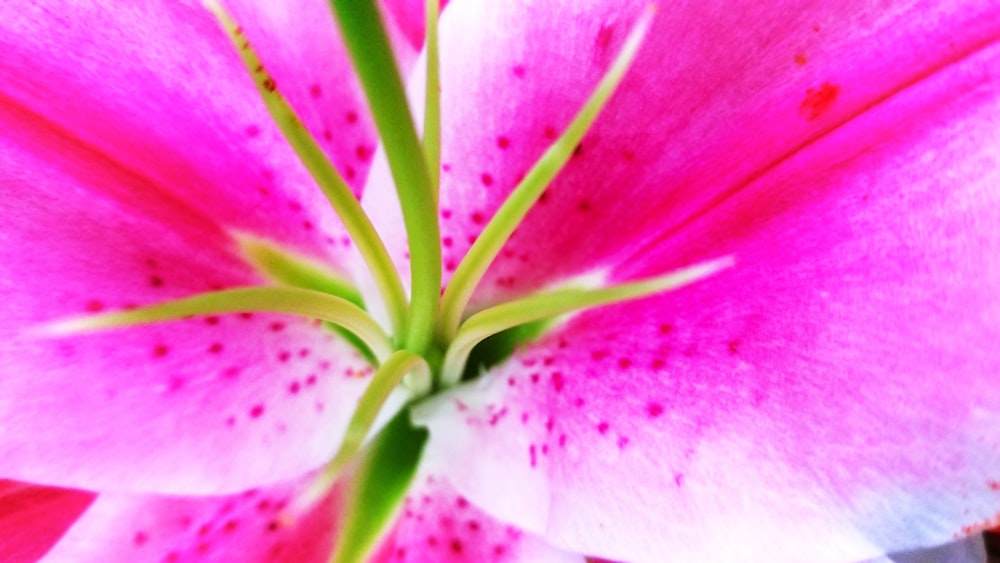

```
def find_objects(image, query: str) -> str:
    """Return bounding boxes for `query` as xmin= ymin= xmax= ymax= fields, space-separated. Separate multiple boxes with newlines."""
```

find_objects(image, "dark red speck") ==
xmin=249 ymin=404 xmax=265 ymax=418
xmin=799 ymin=82 xmax=840 ymax=120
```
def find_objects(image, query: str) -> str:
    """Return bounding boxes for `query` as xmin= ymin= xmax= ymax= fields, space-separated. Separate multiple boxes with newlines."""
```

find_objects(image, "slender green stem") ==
xmin=205 ymin=0 xmax=407 ymax=336
xmin=39 ymin=287 xmax=395 ymax=363
xmin=236 ymin=234 xmax=364 ymax=306
xmin=437 ymin=6 xmax=656 ymax=342
xmin=440 ymin=256 xmax=732 ymax=386
xmin=330 ymin=0 xmax=441 ymax=356
xmin=298 ymin=350 xmax=427 ymax=515
xmin=423 ymin=0 xmax=441 ymax=201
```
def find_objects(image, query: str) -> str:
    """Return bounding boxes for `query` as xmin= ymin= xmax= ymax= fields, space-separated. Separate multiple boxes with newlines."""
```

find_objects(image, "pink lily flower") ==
xmin=1 ymin=0 xmax=998 ymax=561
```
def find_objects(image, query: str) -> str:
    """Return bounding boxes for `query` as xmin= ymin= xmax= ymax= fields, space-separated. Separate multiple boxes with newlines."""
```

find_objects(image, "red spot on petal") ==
xmin=250 ymin=404 xmax=265 ymax=419
xmin=149 ymin=275 xmax=164 ymax=288
xmin=794 ymin=52 xmax=808 ymax=65
xmin=597 ymin=421 xmax=609 ymax=434
xmin=245 ymin=124 xmax=260 ymax=137
xmin=512 ymin=65 xmax=526 ymax=78
xmin=84 ymin=300 xmax=105 ymax=312
xmin=799 ymin=82 xmax=840 ymax=120
xmin=309 ymin=84 xmax=322 ymax=98
xmin=208 ymin=342 xmax=223 ymax=354
xmin=480 ymin=173 xmax=493 ymax=187
xmin=496 ymin=136 xmax=510 ymax=149
xmin=153 ymin=345 xmax=169 ymax=358
xmin=133 ymin=531 xmax=148 ymax=546
xmin=647 ymin=403 xmax=664 ymax=418
xmin=346 ymin=110 xmax=358 ymax=124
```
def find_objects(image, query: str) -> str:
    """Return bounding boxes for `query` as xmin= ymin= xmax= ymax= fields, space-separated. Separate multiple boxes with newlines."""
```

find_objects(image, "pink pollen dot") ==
xmin=250 ymin=404 xmax=265 ymax=418
xmin=133 ymin=531 xmax=148 ymax=546
xmin=288 ymin=381 xmax=301 ymax=394
xmin=278 ymin=351 xmax=291 ymax=362
xmin=245 ymin=124 xmax=260 ymax=137
xmin=647 ymin=403 xmax=664 ymax=418
xmin=597 ymin=421 xmax=609 ymax=434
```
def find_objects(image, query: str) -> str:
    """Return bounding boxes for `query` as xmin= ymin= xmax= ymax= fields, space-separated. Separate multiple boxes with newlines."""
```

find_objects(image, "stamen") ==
xmin=203 ymin=0 xmax=407 ymax=337
xmin=330 ymin=0 xmax=441 ymax=356
xmin=37 ymin=287 xmax=394 ymax=363
xmin=437 ymin=6 xmax=657 ymax=342
xmin=440 ymin=256 xmax=733 ymax=386
xmin=423 ymin=0 xmax=442 ymax=200
xmin=236 ymin=233 xmax=363 ymax=306
xmin=293 ymin=350 xmax=427 ymax=519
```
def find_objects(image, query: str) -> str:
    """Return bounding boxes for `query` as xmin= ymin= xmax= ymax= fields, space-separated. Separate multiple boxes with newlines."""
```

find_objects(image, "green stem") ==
xmin=423 ymin=0 xmax=441 ymax=201
xmin=39 ymin=287 xmax=395 ymax=363
xmin=440 ymin=256 xmax=732 ymax=386
xmin=437 ymin=6 xmax=656 ymax=342
xmin=205 ymin=0 xmax=407 ymax=336
xmin=237 ymin=234 xmax=364 ymax=306
xmin=330 ymin=0 xmax=441 ymax=356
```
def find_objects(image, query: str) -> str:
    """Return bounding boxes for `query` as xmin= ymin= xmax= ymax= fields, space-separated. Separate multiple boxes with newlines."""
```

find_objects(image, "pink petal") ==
xmin=42 ymin=474 xmax=343 ymax=562
xmin=373 ymin=474 xmax=583 ymax=563
xmin=380 ymin=0 xmax=450 ymax=50
xmin=414 ymin=26 xmax=1000 ymax=562
xmin=0 ymin=101 xmax=373 ymax=494
xmin=0 ymin=0 xmax=378 ymax=263
xmin=0 ymin=481 xmax=93 ymax=563
xmin=364 ymin=0 xmax=1000 ymax=305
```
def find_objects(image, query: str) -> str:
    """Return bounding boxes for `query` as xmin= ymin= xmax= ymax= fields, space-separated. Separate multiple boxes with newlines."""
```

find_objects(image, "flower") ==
xmin=1 ymin=0 xmax=998 ymax=562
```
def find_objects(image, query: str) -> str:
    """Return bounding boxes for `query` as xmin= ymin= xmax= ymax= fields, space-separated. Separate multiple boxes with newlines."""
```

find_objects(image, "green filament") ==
xmin=204 ymin=0 xmax=407 ymax=337
xmin=40 ymin=287 xmax=394 ymax=363
xmin=236 ymin=234 xmax=363 ymax=306
xmin=440 ymin=256 xmax=733 ymax=386
xmin=423 ymin=0 xmax=441 ymax=200
xmin=329 ymin=0 xmax=441 ymax=356
xmin=436 ymin=6 xmax=657 ymax=342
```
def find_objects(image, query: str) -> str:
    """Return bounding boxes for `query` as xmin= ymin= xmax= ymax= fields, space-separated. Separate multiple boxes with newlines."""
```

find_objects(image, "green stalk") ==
xmin=437 ymin=6 xmax=656 ymax=342
xmin=440 ymin=256 xmax=732 ymax=386
xmin=330 ymin=0 xmax=441 ymax=356
xmin=423 ymin=0 xmax=441 ymax=200
xmin=205 ymin=0 xmax=407 ymax=336
xmin=40 ymin=287 xmax=394 ymax=363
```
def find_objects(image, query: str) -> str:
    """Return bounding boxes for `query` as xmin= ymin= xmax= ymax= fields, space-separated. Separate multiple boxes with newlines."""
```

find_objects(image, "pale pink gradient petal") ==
xmin=42 ymin=475 xmax=343 ymax=563
xmin=0 ymin=0 xmax=376 ymax=266
xmin=0 ymin=481 xmax=93 ymax=563
xmin=373 ymin=474 xmax=583 ymax=563
xmin=363 ymin=0 xmax=1000 ymax=304
xmin=0 ymin=101 xmax=373 ymax=495
xmin=414 ymin=33 xmax=1000 ymax=562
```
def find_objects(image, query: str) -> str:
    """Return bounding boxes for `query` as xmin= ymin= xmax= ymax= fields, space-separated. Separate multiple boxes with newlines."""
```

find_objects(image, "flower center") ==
xmin=38 ymin=4 xmax=732 ymax=556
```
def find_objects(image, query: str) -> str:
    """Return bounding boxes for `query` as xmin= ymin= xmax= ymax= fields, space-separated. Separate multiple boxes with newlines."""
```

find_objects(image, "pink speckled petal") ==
xmin=0 ymin=481 xmax=93 ymax=563
xmin=42 ymin=474 xmax=343 ymax=563
xmin=414 ymin=29 xmax=1000 ymax=562
xmin=0 ymin=100 xmax=374 ymax=495
xmin=0 ymin=0 xmax=388 ymax=266
xmin=363 ymin=0 xmax=1000 ymax=306
xmin=373 ymin=474 xmax=584 ymax=563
